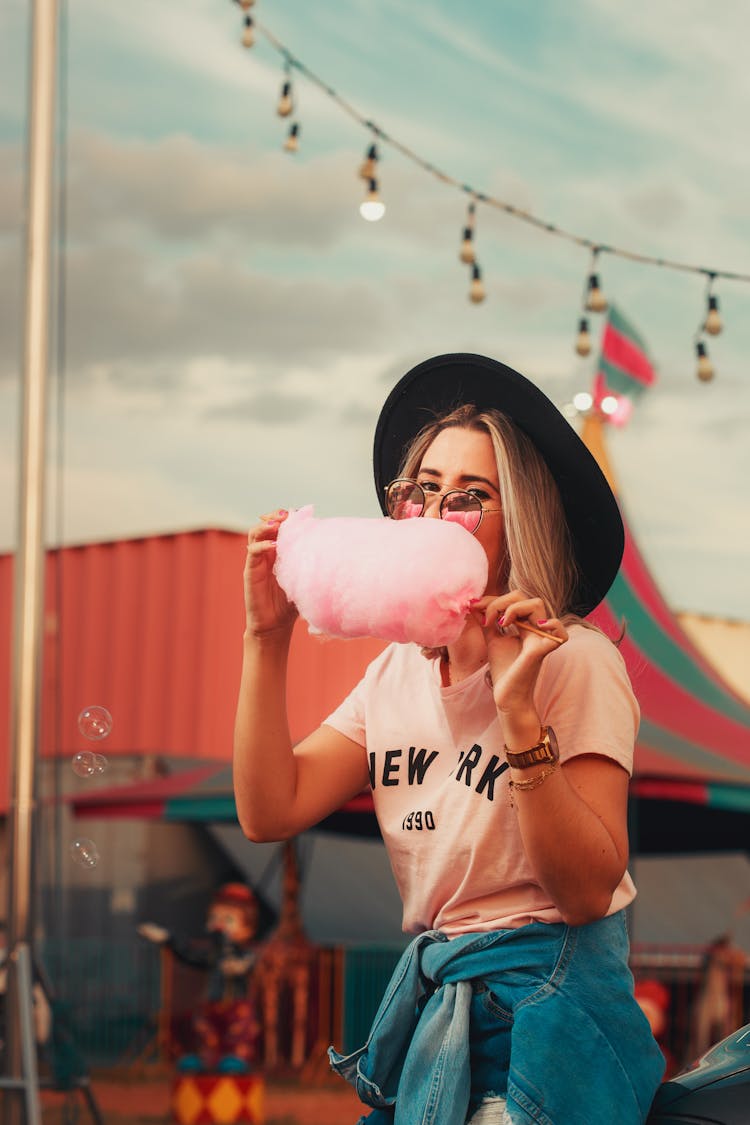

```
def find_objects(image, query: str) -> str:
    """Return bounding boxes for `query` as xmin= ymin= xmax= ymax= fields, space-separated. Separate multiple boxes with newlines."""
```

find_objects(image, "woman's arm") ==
xmin=233 ymin=514 xmax=370 ymax=842
xmin=506 ymin=743 xmax=629 ymax=926
xmin=233 ymin=632 xmax=369 ymax=841
xmin=477 ymin=592 xmax=631 ymax=926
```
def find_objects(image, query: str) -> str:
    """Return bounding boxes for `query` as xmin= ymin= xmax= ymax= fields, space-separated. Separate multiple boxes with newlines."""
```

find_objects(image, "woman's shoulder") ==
xmin=545 ymin=622 xmax=630 ymax=683
xmin=562 ymin=622 xmax=623 ymax=657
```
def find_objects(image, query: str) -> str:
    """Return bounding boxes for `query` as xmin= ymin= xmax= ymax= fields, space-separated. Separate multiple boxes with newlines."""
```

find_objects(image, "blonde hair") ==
xmin=399 ymin=404 xmax=580 ymax=619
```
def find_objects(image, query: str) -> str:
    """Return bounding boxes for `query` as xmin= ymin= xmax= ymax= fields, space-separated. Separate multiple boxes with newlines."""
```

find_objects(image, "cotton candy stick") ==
xmin=274 ymin=506 xmax=488 ymax=648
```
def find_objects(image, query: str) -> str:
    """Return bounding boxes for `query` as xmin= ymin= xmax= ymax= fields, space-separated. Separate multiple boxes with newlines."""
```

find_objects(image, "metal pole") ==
xmin=15 ymin=945 xmax=42 ymax=1125
xmin=4 ymin=0 xmax=58 ymax=1120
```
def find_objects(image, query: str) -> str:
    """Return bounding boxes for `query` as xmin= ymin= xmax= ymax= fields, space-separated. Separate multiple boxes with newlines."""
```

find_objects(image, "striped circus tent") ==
xmin=583 ymin=306 xmax=750 ymax=852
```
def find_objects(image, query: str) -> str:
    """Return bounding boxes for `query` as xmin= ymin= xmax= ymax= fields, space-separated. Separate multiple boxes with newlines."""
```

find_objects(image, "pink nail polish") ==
xmin=537 ymin=619 xmax=548 ymax=625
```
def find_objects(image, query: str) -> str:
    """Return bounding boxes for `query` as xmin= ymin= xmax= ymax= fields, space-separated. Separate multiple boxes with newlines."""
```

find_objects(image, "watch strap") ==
xmin=504 ymin=726 xmax=558 ymax=769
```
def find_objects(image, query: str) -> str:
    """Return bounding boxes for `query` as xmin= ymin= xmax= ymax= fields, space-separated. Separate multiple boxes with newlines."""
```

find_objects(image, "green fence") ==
xmin=41 ymin=939 xmax=405 ymax=1067
xmin=40 ymin=938 xmax=749 ymax=1078
xmin=342 ymin=944 xmax=406 ymax=1054
xmin=41 ymin=938 xmax=162 ymax=1066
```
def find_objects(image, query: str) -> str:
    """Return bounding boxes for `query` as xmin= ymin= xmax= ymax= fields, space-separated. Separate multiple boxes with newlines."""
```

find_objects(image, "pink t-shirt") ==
xmin=324 ymin=626 xmax=638 ymax=935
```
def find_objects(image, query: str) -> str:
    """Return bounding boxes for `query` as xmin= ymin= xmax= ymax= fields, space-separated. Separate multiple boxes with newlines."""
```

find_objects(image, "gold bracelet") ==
xmin=508 ymin=761 xmax=559 ymax=807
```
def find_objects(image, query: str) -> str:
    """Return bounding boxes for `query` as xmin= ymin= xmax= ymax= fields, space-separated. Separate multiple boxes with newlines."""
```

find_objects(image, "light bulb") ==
xmin=704 ymin=295 xmax=722 ymax=336
xmin=277 ymin=81 xmax=293 ymax=117
xmin=601 ymin=395 xmax=619 ymax=415
xmin=575 ymin=317 xmax=591 ymax=357
xmin=572 ymin=391 xmax=593 ymax=413
xmin=695 ymin=341 xmax=714 ymax=382
xmin=469 ymin=264 xmax=485 ymax=304
xmin=358 ymin=143 xmax=378 ymax=181
xmin=459 ymin=227 xmax=475 ymax=265
xmin=283 ymin=122 xmax=300 ymax=153
xmin=360 ymin=179 xmax=385 ymax=221
xmin=241 ymin=16 xmax=255 ymax=47
xmin=585 ymin=273 xmax=608 ymax=313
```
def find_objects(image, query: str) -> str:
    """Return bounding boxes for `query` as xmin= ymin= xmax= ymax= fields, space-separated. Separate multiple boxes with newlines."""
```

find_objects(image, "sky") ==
xmin=1 ymin=0 xmax=749 ymax=620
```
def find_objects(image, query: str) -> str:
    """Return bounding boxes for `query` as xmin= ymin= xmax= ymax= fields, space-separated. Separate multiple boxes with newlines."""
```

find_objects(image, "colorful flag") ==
xmin=593 ymin=304 xmax=656 ymax=426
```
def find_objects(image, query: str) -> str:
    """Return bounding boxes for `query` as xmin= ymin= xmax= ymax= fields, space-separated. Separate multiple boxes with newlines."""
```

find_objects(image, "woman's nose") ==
xmin=422 ymin=493 xmax=442 ymax=519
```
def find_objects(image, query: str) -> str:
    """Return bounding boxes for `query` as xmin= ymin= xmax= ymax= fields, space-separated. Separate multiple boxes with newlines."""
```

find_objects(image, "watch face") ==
xmin=546 ymin=726 xmax=560 ymax=760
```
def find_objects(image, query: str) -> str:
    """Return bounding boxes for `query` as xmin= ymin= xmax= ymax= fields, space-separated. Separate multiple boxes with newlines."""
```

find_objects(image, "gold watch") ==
xmin=504 ymin=726 xmax=559 ymax=770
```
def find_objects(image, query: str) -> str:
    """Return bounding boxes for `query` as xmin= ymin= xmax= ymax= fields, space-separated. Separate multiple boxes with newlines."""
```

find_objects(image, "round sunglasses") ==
xmin=384 ymin=478 xmax=502 ymax=534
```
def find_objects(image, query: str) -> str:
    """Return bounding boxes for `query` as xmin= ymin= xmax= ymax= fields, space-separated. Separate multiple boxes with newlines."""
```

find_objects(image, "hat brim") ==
xmin=373 ymin=353 xmax=624 ymax=616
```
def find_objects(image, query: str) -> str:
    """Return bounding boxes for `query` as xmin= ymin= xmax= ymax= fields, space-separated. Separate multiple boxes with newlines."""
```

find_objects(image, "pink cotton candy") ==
xmin=274 ymin=506 xmax=488 ymax=647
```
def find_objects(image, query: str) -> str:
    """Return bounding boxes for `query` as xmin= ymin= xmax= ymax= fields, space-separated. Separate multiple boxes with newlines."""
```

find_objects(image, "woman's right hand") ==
xmin=244 ymin=510 xmax=298 ymax=638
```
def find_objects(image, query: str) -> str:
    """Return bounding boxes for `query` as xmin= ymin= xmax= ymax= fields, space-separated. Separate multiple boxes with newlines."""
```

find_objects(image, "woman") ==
xmin=234 ymin=353 xmax=665 ymax=1124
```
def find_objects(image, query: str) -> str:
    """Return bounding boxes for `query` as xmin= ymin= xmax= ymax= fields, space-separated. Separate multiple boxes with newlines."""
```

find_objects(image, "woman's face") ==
xmin=417 ymin=425 xmax=505 ymax=594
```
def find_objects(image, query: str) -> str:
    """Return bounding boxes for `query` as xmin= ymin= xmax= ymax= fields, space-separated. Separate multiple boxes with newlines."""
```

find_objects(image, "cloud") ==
xmin=205 ymin=388 xmax=321 ymax=425
xmin=1 ymin=240 xmax=390 ymax=378
xmin=62 ymin=131 xmax=367 ymax=247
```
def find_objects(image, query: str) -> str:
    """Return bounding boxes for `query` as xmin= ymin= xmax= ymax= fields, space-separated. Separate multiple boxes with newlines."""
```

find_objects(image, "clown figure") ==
xmin=139 ymin=883 xmax=261 ymax=1073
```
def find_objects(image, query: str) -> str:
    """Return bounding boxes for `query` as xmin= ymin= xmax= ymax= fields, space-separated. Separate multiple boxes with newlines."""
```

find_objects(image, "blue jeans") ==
xmin=330 ymin=912 xmax=664 ymax=1124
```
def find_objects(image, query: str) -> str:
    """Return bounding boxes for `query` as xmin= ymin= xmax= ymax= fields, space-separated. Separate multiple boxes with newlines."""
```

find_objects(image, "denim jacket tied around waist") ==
xmin=328 ymin=916 xmax=665 ymax=1125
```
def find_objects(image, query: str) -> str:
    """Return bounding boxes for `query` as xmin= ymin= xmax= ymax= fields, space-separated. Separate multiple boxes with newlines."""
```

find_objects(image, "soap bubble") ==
xmin=77 ymin=706 xmax=113 ymax=741
xmin=71 ymin=751 xmax=97 ymax=778
xmin=72 ymin=751 xmax=108 ymax=777
xmin=70 ymin=838 xmax=99 ymax=869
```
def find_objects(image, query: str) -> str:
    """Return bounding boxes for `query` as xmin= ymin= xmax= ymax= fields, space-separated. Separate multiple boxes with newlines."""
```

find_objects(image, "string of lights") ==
xmin=233 ymin=1 xmax=747 ymax=381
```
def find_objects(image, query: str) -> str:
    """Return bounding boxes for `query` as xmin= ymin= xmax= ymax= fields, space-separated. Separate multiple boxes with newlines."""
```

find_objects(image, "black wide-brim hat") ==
xmin=373 ymin=352 xmax=624 ymax=616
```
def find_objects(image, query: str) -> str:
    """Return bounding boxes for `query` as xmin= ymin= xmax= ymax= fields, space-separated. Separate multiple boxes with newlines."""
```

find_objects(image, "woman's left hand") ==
xmin=472 ymin=590 xmax=568 ymax=716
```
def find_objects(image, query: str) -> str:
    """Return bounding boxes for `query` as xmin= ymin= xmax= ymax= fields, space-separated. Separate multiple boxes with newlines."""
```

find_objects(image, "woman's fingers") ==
xmin=471 ymin=591 xmax=567 ymax=648
xmin=472 ymin=592 xmax=545 ymax=629
xmin=243 ymin=510 xmax=298 ymax=635
xmin=259 ymin=508 xmax=289 ymax=524
xmin=246 ymin=509 xmax=290 ymax=557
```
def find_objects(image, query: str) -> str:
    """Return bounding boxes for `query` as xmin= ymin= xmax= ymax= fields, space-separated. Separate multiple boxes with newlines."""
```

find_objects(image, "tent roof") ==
xmin=591 ymin=512 xmax=750 ymax=806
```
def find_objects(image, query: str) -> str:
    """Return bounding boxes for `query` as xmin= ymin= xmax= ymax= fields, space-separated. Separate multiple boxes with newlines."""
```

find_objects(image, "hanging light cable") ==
xmin=245 ymin=21 xmax=750 ymax=291
xmin=238 ymin=17 xmax=750 ymax=383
